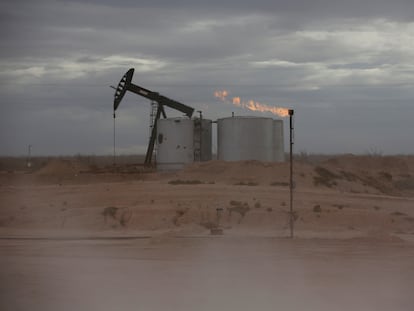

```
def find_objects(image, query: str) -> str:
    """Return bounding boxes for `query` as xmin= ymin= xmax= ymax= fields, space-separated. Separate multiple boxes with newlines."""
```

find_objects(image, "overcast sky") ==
xmin=1 ymin=0 xmax=414 ymax=156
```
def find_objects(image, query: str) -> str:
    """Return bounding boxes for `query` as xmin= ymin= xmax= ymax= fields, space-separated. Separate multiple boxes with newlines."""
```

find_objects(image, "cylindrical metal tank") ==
xmin=217 ymin=116 xmax=284 ymax=162
xmin=273 ymin=120 xmax=285 ymax=162
xmin=157 ymin=118 xmax=194 ymax=170
xmin=218 ymin=117 xmax=273 ymax=161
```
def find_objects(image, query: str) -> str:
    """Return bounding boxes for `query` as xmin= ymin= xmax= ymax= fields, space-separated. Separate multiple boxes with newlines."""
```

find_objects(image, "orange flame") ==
xmin=214 ymin=90 xmax=228 ymax=101
xmin=214 ymin=90 xmax=289 ymax=117
xmin=232 ymin=97 xmax=241 ymax=106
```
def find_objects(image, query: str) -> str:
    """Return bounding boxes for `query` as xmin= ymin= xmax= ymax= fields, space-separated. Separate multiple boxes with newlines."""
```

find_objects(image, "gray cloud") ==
xmin=1 ymin=0 xmax=414 ymax=155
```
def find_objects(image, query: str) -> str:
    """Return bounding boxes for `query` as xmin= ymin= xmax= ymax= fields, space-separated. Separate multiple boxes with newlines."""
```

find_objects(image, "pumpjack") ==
xmin=113 ymin=68 xmax=194 ymax=165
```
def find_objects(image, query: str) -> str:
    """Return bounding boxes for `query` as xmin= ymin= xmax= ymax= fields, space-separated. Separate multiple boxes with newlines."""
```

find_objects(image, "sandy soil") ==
xmin=0 ymin=155 xmax=414 ymax=310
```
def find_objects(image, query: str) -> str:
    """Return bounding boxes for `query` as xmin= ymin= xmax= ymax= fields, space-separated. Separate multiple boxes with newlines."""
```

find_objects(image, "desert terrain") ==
xmin=1 ymin=154 xmax=414 ymax=310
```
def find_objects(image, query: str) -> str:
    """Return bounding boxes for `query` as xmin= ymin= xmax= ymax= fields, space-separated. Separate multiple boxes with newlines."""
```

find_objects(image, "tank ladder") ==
xmin=193 ymin=118 xmax=202 ymax=162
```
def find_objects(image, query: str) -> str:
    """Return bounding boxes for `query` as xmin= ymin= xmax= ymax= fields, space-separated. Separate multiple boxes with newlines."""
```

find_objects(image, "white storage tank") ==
xmin=217 ymin=116 xmax=284 ymax=162
xmin=156 ymin=118 xmax=212 ymax=170
xmin=157 ymin=118 xmax=195 ymax=170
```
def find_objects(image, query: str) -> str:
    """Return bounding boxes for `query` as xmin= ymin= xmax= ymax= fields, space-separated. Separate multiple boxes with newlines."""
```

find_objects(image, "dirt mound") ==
xmin=311 ymin=155 xmax=414 ymax=196
xmin=170 ymin=156 xmax=414 ymax=196
xmin=35 ymin=159 xmax=91 ymax=176
xmin=174 ymin=160 xmax=293 ymax=185
xmin=25 ymin=156 xmax=414 ymax=196
xmin=323 ymin=155 xmax=411 ymax=173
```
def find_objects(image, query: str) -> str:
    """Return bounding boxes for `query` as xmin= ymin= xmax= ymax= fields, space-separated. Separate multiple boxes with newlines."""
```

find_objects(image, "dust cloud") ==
xmin=1 ymin=237 xmax=413 ymax=311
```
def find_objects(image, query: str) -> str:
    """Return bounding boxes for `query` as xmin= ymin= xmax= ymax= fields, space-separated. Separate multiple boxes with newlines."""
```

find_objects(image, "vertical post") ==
xmin=198 ymin=110 xmax=202 ymax=162
xmin=113 ymin=112 xmax=116 ymax=166
xmin=288 ymin=109 xmax=294 ymax=238
xmin=27 ymin=145 xmax=32 ymax=168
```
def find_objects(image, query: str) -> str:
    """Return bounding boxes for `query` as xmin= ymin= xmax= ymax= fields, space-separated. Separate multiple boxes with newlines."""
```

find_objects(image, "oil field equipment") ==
xmin=113 ymin=68 xmax=195 ymax=166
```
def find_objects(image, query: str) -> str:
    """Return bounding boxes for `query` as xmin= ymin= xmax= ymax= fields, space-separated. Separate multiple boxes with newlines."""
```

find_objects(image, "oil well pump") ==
xmin=113 ymin=68 xmax=194 ymax=165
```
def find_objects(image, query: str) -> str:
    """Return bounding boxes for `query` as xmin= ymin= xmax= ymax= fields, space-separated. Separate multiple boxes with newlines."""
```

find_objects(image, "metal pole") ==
xmin=113 ymin=112 xmax=116 ymax=166
xmin=198 ymin=110 xmax=202 ymax=162
xmin=27 ymin=145 xmax=32 ymax=168
xmin=110 ymin=85 xmax=117 ymax=167
xmin=288 ymin=109 xmax=294 ymax=238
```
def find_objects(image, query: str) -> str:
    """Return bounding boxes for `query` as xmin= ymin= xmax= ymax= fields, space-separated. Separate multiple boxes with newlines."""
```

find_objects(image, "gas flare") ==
xmin=214 ymin=90 xmax=289 ymax=117
xmin=214 ymin=90 xmax=228 ymax=102
xmin=232 ymin=97 xmax=241 ymax=106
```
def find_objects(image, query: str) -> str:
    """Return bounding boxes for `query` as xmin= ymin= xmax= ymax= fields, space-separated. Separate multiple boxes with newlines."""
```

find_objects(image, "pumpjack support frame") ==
xmin=113 ymin=68 xmax=194 ymax=165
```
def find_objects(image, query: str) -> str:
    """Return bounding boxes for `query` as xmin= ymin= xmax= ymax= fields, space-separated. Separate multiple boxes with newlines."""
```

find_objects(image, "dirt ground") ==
xmin=0 ymin=155 xmax=414 ymax=310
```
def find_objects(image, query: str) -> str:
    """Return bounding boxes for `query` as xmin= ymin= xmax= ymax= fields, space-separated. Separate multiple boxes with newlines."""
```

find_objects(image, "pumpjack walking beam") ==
xmin=113 ymin=68 xmax=194 ymax=165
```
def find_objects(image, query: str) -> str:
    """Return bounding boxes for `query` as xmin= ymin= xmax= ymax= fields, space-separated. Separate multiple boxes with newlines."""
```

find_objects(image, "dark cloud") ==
xmin=1 ymin=0 xmax=414 ymax=155
xmin=58 ymin=0 xmax=414 ymax=19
